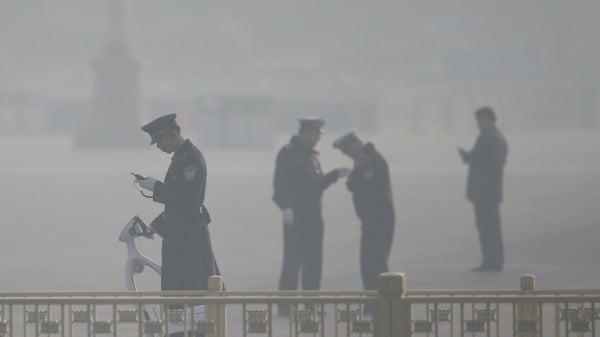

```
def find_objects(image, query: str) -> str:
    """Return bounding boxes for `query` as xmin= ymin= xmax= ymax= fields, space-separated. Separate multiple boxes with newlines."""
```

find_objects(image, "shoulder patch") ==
xmin=183 ymin=165 xmax=198 ymax=181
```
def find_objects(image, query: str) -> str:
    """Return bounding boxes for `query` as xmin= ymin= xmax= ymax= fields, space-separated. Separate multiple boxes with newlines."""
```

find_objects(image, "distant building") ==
xmin=276 ymin=101 xmax=377 ymax=135
xmin=383 ymin=82 xmax=600 ymax=135
xmin=148 ymin=95 xmax=276 ymax=149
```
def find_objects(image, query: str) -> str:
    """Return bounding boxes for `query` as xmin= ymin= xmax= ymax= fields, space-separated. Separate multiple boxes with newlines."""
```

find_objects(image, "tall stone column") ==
xmin=76 ymin=0 xmax=145 ymax=148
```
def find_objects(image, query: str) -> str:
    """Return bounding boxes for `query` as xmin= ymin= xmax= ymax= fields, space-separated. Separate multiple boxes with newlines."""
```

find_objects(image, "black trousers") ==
xmin=473 ymin=201 xmax=504 ymax=268
xmin=279 ymin=222 xmax=324 ymax=292
xmin=278 ymin=222 xmax=323 ymax=315
xmin=360 ymin=223 xmax=394 ymax=291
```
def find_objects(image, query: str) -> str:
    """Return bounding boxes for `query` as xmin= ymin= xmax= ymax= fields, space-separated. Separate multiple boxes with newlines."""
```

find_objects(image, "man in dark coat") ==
xmin=458 ymin=107 xmax=508 ymax=272
xmin=333 ymin=132 xmax=395 ymax=292
xmin=272 ymin=117 xmax=349 ymax=315
xmin=135 ymin=114 xmax=221 ymax=291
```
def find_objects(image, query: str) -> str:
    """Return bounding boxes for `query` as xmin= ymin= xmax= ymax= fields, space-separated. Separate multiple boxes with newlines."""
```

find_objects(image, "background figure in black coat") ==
xmin=136 ymin=114 xmax=221 ymax=291
xmin=272 ymin=117 xmax=349 ymax=315
xmin=459 ymin=107 xmax=508 ymax=272
xmin=333 ymin=132 xmax=395 ymax=292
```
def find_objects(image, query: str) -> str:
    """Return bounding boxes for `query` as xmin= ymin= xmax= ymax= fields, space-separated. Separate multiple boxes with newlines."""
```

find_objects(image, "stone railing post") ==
xmin=374 ymin=272 xmax=409 ymax=337
xmin=517 ymin=274 xmax=538 ymax=337
xmin=206 ymin=275 xmax=226 ymax=337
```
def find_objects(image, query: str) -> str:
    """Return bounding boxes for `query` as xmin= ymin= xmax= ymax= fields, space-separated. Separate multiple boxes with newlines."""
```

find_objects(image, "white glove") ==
xmin=282 ymin=208 xmax=294 ymax=226
xmin=136 ymin=177 xmax=158 ymax=191
xmin=336 ymin=167 xmax=351 ymax=179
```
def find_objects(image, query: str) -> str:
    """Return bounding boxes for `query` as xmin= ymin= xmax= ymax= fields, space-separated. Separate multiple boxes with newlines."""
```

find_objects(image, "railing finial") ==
xmin=521 ymin=274 xmax=535 ymax=292
xmin=378 ymin=272 xmax=406 ymax=297
xmin=208 ymin=275 xmax=224 ymax=292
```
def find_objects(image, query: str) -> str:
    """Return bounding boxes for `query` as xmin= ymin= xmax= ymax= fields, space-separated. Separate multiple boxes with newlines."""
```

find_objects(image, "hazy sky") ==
xmin=2 ymin=1 xmax=600 ymax=99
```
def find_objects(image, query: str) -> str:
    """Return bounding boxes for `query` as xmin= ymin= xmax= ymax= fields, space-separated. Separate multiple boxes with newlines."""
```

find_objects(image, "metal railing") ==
xmin=1 ymin=273 xmax=600 ymax=337
xmin=380 ymin=273 xmax=600 ymax=337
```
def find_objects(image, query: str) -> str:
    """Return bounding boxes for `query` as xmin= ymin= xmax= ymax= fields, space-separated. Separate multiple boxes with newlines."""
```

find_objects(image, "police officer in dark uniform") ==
xmin=458 ymin=107 xmax=508 ymax=272
xmin=135 ymin=114 xmax=222 ymax=292
xmin=333 ymin=132 xmax=395 ymax=293
xmin=272 ymin=117 xmax=349 ymax=315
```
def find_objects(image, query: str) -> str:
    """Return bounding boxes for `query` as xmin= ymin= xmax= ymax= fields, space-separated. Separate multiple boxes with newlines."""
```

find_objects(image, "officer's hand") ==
xmin=336 ymin=167 xmax=351 ymax=179
xmin=282 ymin=208 xmax=294 ymax=226
xmin=136 ymin=177 xmax=158 ymax=191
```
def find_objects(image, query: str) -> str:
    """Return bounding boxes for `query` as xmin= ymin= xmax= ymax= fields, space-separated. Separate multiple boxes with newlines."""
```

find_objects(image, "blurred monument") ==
xmin=76 ymin=0 xmax=145 ymax=148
